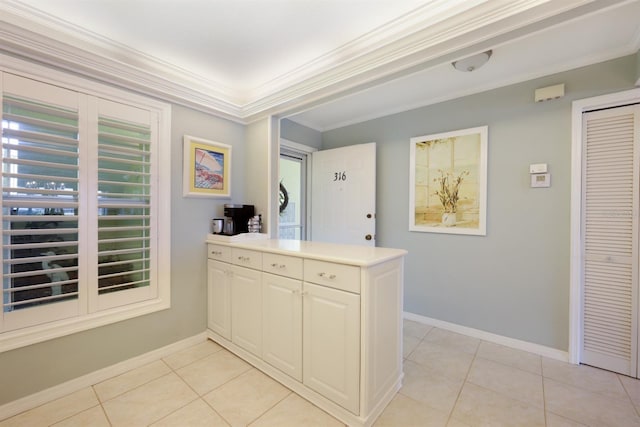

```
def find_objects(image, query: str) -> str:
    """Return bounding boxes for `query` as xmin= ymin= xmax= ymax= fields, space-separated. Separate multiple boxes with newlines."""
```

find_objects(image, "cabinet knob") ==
xmin=365 ymin=234 xmax=372 ymax=241
xmin=271 ymin=263 xmax=286 ymax=269
xmin=318 ymin=272 xmax=336 ymax=280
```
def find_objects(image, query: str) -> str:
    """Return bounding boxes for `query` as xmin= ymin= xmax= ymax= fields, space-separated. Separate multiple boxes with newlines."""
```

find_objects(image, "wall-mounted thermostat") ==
xmin=531 ymin=173 xmax=551 ymax=188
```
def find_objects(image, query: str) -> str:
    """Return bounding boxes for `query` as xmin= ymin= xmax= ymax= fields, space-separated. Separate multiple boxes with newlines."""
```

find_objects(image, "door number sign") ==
xmin=333 ymin=171 xmax=347 ymax=181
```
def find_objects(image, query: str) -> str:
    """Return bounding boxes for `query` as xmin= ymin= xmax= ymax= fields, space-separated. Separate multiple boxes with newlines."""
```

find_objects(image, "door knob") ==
xmin=365 ymin=234 xmax=372 ymax=241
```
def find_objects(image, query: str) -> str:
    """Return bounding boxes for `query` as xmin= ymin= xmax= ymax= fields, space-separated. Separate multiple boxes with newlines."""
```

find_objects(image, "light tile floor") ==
xmin=3 ymin=320 xmax=640 ymax=426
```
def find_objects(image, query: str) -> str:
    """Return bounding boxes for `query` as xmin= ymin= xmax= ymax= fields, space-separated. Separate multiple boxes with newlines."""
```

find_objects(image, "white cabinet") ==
xmin=207 ymin=259 xmax=231 ymax=340
xmin=207 ymin=244 xmax=233 ymax=340
xmin=262 ymin=266 xmax=360 ymax=414
xmin=262 ymin=272 xmax=303 ymax=381
xmin=262 ymin=253 xmax=304 ymax=381
xmin=230 ymin=264 xmax=262 ymax=357
xmin=206 ymin=238 xmax=405 ymax=427
xmin=303 ymin=281 xmax=360 ymax=414
xmin=207 ymin=244 xmax=263 ymax=356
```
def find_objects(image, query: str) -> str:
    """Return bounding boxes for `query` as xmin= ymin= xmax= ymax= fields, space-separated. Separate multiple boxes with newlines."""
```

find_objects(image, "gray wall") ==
xmin=322 ymin=55 xmax=638 ymax=351
xmin=245 ymin=118 xmax=272 ymax=233
xmin=635 ymin=49 xmax=640 ymax=85
xmin=281 ymin=118 xmax=322 ymax=149
xmin=0 ymin=105 xmax=245 ymax=405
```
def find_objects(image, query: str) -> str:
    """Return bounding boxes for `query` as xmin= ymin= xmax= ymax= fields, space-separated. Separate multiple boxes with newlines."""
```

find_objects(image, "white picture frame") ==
xmin=409 ymin=126 xmax=488 ymax=235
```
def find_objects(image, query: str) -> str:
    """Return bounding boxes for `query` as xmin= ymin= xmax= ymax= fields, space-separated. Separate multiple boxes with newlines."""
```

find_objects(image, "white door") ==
xmin=303 ymin=282 xmax=360 ymax=415
xmin=581 ymin=105 xmax=640 ymax=376
xmin=311 ymin=143 xmax=376 ymax=246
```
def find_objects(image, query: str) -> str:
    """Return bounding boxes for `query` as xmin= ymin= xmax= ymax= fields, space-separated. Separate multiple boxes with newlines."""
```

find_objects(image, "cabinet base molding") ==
xmin=206 ymin=330 xmax=400 ymax=427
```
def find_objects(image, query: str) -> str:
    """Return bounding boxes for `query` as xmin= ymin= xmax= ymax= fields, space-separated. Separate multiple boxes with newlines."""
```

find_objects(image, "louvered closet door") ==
xmin=582 ymin=105 xmax=640 ymax=376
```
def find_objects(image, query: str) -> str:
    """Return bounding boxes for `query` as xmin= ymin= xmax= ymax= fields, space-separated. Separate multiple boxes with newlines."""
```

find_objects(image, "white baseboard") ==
xmin=0 ymin=332 xmax=208 ymax=422
xmin=404 ymin=311 xmax=569 ymax=363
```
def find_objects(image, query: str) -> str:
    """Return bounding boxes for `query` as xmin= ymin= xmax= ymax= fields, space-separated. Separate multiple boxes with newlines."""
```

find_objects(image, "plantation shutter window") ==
xmin=93 ymin=99 xmax=157 ymax=311
xmin=2 ymin=74 xmax=81 ymax=331
xmin=0 ymin=69 xmax=170 ymax=349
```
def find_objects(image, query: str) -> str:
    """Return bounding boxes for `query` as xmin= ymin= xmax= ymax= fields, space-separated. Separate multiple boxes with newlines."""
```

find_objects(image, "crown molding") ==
xmin=244 ymin=0 xmax=488 ymax=101
xmin=0 ymin=1 xmax=245 ymax=122
xmin=317 ymin=46 xmax=639 ymax=132
xmin=240 ymin=0 xmax=597 ymax=121
xmin=0 ymin=0 xmax=603 ymax=125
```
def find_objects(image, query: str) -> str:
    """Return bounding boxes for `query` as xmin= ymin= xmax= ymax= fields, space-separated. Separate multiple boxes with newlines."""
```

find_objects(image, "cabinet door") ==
xmin=207 ymin=259 xmax=231 ymax=340
xmin=303 ymin=282 xmax=360 ymax=415
xmin=231 ymin=265 xmax=263 ymax=357
xmin=262 ymin=273 xmax=302 ymax=381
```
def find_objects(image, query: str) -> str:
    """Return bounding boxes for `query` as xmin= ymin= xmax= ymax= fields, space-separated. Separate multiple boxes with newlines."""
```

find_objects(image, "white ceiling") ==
xmin=292 ymin=0 xmax=640 ymax=130
xmin=1 ymin=0 xmax=639 ymax=131
xmin=12 ymin=0 xmax=430 ymax=95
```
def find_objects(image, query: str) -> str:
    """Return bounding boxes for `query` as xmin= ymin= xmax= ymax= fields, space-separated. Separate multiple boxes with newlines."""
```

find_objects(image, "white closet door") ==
xmin=581 ymin=105 xmax=640 ymax=376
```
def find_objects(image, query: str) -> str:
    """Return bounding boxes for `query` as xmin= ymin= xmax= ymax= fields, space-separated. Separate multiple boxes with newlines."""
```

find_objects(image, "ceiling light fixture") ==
xmin=452 ymin=50 xmax=492 ymax=72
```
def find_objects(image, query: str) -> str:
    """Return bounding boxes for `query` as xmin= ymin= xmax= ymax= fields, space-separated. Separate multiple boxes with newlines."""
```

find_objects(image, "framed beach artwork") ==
xmin=409 ymin=126 xmax=488 ymax=235
xmin=183 ymin=135 xmax=231 ymax=198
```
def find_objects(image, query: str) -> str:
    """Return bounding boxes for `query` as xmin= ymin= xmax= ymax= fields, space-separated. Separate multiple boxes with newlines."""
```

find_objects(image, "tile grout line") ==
xmin=160 ymin=343 xmax=239 ymax=427
xmin=118 ymin=343 xmax=238 ymax=426
xmin=159 ymin=342 xmax=330 ymax=427
xmin=200 ymin=396 xmax=233 ymax=427
xmin=95 ymin=344 xmax=225 ymax=426
xmin=87 ymin=386 xmax=114 ymax=427
xmin=537 ymin=354 xmax=548 ymax=427
xmin=442 ymin=332 xmax=481 ymax=426
xmin=245 ymin=390 xmax=295 ymax=427
xmin=91 ymin=359 xmax=173 ymax=405
xmin=616 ymin=373 xmax=640 ymax=419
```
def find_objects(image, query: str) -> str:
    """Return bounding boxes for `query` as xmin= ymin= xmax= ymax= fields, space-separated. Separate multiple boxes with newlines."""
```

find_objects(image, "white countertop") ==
xmin=206 ymin=235 xmax=407 ymax=267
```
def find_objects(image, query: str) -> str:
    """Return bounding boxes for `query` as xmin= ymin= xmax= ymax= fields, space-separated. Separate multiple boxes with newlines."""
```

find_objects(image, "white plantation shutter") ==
xmin=581 ymin=105 xmax=640 ymax=376
xmin=93 ymin=99 xmax=156 ymax=311
xmin=0 ymin=69 xmax=168 ymax=345
xmin=1 ymin=74 xmax=81 ymax=330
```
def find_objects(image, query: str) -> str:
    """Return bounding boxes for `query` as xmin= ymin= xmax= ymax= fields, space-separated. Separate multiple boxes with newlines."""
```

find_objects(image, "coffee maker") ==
xmin=223 ymin=204 xmax=255 ymax=235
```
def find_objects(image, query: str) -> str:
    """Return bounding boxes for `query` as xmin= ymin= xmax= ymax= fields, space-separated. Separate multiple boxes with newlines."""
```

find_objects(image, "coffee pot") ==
xmin=222 ymin=204 xmax=255 ymax=235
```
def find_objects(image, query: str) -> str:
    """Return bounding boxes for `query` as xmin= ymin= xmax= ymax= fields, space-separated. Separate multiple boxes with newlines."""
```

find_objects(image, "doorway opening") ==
xmin=279 ymin=142 xmax=311 ymax=240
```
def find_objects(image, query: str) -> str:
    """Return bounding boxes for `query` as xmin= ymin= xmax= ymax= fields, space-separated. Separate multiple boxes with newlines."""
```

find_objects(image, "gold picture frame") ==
xmin=183 ymin=135 xmax=231 ymax=198
xmin=409 ymin=126 xmax=488 ymax=235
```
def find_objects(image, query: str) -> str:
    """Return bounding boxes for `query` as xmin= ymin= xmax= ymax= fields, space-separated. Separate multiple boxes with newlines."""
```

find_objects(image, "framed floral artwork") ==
xmin=409 ymin=126 xmax=487 ymax=235
xmin=183 ymin=135 xmax=231 ymax=198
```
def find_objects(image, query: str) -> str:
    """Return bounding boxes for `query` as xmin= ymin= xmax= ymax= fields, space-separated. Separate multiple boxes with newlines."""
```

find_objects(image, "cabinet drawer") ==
xmin=263 ymin=253 xmax=303 ymax=279
xmin=207 ymin=244 xmax=232 ymax=262
xmin=304 ymin=259 xmax=360 ymax=294
xmin=231 ymin=248 xmax=262 ymax=270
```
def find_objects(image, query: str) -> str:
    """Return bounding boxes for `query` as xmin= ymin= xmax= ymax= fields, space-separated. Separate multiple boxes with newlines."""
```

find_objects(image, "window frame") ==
xmin=0 ymin=54 xmax=171 ymax=353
